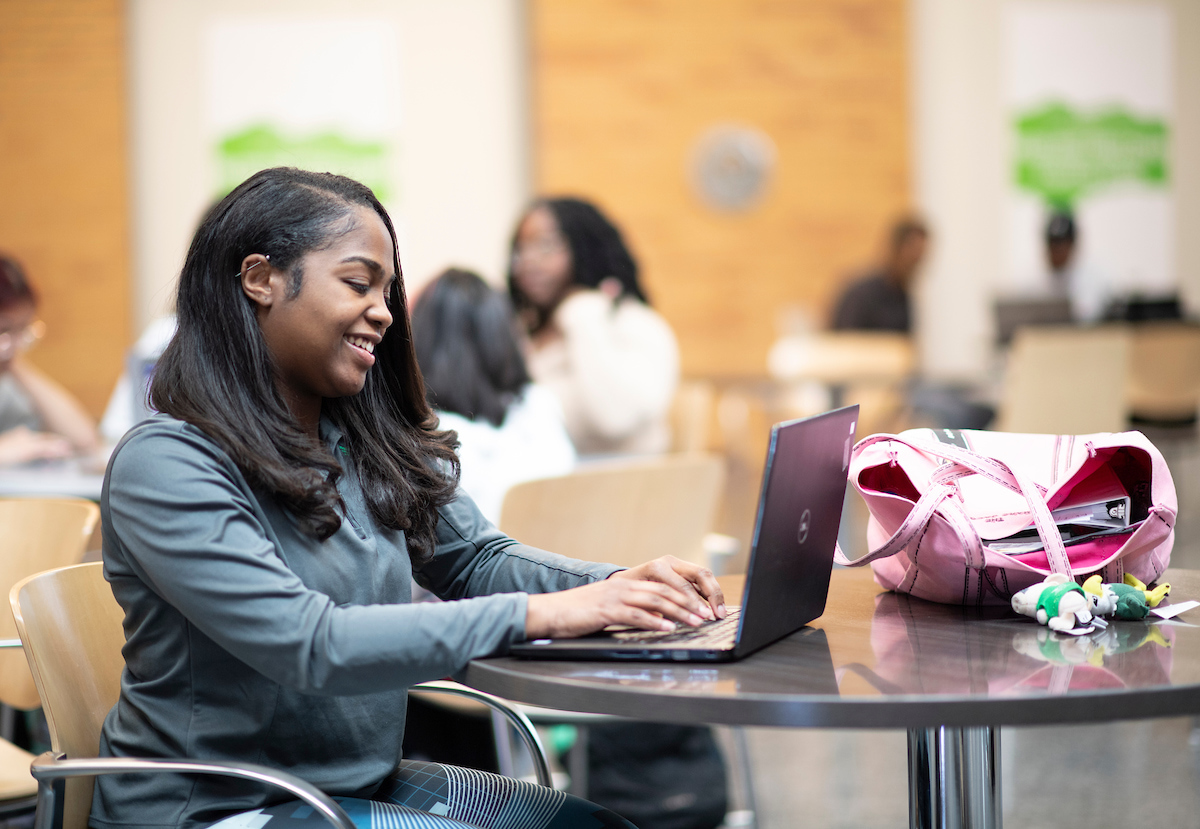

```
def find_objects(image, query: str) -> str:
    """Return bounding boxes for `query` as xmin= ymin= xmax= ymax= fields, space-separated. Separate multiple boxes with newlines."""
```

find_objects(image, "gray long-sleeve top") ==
xmin=93 ymin=414 xmax=620 ymax=829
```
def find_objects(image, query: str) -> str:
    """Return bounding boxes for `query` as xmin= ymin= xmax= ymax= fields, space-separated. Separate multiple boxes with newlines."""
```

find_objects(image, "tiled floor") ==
xmin=735 ymin=424 xmax=1200 ymax=829
xmin=740 ymin=717 xmax=1200 ymax=828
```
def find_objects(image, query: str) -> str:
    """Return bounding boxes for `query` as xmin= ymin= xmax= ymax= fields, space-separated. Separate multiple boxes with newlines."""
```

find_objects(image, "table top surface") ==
xmin=0 ymin=457 xmax=104 ymax=501
xmin=464 ymin=568 xmax=1200 ymax=729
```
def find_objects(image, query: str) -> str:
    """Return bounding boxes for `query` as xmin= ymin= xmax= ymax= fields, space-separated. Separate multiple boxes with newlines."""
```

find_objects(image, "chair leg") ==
xmin=567 ymin=725 xmax=589 ymax=798
xmin=33 ymin=777 xmax=63 ymax=829
xmin=0 ymin=704 xmax=15 ymax=743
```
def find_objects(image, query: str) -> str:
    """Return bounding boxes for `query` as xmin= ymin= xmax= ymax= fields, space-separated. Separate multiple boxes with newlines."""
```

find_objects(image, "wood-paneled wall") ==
xmin=530 ymin=0 xmax=911 ymax=377
xmin=0 ymin=0 xmax=131 ymax=416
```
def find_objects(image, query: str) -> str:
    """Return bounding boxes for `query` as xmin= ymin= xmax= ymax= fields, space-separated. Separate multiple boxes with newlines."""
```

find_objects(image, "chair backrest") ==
xmin=11 ymin=562 xmax=126 ymax=829
xmin=1127 ymin=322 xmax=1200 ymax=421
xmin=498 ymin=454 xmax=724 ymax=567
xmin=669 ymin=379 xmax=716 ymax=454
xmin=996 ymin=325 xmax=1131 ymax=434
xmin=0 ymin=498 xmax=100 ymax=711
xmin=767 ymin=332 xmax=914 ymax=435
xmin=767 ymin=332 xmax=915 ymax=384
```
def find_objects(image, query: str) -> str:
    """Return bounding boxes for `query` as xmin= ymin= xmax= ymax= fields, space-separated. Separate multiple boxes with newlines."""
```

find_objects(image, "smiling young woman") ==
xmin=97 ymin=168 xmax=723 ymax=829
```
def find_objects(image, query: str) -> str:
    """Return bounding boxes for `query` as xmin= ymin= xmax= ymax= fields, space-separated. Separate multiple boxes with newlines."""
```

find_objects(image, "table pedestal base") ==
xmin=908 ymin=726 xmax=1001 ymax=829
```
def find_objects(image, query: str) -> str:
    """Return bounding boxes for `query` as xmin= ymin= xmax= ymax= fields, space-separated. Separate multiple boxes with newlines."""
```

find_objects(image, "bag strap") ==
xmin=833 ymin=482 xmax=955 ymax=567
xmin=845 ymin=435 xmax=1070 ymax=575
xmin=911 ymin=439 xmax=1069 ymax=575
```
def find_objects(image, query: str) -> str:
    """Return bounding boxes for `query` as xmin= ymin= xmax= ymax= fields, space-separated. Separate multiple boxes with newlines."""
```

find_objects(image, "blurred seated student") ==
xmin=508 ymin=197 xmax=679 ymax=456
xmin=1037 ymin=211 xmax=1109 ymax=323
xmin=0 ymin=254 xmax=99 ymax=465
xmin=829 ymin=222 xmax=993 ymax=429
xmin=831 ymin=216 xmax=929 ymax=332
xmin=412 ymin=268 xmax=574 ymax=524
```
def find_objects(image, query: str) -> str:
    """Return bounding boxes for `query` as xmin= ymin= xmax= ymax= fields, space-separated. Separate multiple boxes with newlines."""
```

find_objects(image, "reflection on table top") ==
xmin=0 ymin=456 xmax=105 ymax=501
xmin=465 ymin=568 xmax=1200 ymax=729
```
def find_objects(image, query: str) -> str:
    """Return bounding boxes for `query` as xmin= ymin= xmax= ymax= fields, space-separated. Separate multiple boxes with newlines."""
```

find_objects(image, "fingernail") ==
xmin=701 ymin=605 xmax=715 ymax=620
xmin=718 ymin=604 xmax=727 ymax=618
xmin=689 ymin=613 xmax=703 ymax=626
xmin=661 ymin=620 xmax=677 ymax=631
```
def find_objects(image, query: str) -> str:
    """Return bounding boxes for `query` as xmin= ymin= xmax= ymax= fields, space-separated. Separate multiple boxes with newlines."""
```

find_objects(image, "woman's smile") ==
xmin=345 ymin=333 xmax=378 ymax=366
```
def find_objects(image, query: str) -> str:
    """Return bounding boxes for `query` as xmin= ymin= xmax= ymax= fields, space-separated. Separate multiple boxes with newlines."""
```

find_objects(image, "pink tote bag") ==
xmin=834 ymin=428 xmax=1177 ymax=606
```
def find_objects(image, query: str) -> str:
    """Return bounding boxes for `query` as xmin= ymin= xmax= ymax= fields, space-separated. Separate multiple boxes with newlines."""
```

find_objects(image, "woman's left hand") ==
xmin=608 ymin=555 xmax=726 ymax=621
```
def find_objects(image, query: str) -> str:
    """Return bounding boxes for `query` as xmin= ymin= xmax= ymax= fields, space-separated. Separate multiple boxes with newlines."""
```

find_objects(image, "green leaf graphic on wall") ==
xmin=1013 ymin=103 xmax=1168 ymax=209
xmin=215 ymin=125 xmax=391 ymax=201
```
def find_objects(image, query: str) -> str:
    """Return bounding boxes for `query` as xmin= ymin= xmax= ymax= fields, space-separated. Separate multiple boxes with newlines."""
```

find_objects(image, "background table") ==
xmin=464 ymin=568 xmax=1200 ymax=829
xmin=0 ymin=458 xmax=104 ymax=501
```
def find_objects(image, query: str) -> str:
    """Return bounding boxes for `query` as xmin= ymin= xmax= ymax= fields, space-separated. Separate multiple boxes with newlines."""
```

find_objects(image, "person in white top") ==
xmin=411 ymin=268 xmax=575 ymax=524
xmin=1040 ymin=212 xmax=1109 ymax=323
xmin=507 ymin=197 xmax=679 ymax=456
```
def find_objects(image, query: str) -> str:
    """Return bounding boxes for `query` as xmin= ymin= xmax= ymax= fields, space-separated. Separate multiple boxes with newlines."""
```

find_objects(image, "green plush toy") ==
xmin=1081 ymin=574 xmax=1171 ymax=621
xmin=1011 ymin=574 xmax=1095 ymax=632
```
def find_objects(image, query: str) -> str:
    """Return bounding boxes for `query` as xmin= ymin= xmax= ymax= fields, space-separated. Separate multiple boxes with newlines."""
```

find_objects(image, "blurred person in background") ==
xmin=508 ymin=197 xmax=679 ymax=456
xmin=412 ymin=268 xmax=575 ymax=524
xmin=511 ymin=201 xmax=725 ymax=828
xmin=1040 ymin=211 xmax=1109 ymax=323
xmin=829 ymin=220 xmax=992 ymax=428
xmin=0 ymin=253 xmax=99 ymax=465
xmin=831 ymin=216 xmax=929 ymax=332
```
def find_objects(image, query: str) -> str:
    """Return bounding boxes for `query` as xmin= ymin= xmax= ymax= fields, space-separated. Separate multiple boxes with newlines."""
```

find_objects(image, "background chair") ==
xmin=1127 ymin=321 xmax=1200 ymax=424
xmin=996 ymin=325 xmax=1131 ymax=434
xmin=498 ymin=453 xmax=725 ymax=568
xmin=669 ymin=379 xmax=718 ymax=454
xmin=0 ymin=497 xmax=100 ymax=712
xmin=0 ymin=497 xmax=100 ymax=822
xmin=492 ymin=455 xmax=757 ymax=828
xmin=767 ymin=331 xmax=915 ymax=436
xmin=10 ymin=562 xmax=550 ymax=829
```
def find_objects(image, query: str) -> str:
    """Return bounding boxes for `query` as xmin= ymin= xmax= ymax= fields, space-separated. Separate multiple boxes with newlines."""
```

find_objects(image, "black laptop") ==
xmin=993 ymin=297 xmax=1074 ymax=346
xmin=510 ymin=405 xmax=858 ymax=662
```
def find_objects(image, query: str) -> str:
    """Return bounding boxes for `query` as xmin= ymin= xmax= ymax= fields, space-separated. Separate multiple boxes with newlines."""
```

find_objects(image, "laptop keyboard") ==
xmin=609 ymin=607 xmax=742 ymax=649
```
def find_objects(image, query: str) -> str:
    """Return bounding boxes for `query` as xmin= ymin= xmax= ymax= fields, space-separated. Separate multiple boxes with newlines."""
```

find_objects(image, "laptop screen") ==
xmin=734 ymin=406 xmax=857 ymax=657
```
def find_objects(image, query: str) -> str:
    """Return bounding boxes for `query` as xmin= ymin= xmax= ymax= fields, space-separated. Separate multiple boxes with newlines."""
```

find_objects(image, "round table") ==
xmin=464 ymin=568 xmax=1200 ymax=829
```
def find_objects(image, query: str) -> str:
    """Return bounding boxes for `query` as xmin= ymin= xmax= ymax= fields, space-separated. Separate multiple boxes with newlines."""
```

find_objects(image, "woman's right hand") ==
xmin=0 ymin=425 xmax=73 ymax=466
xmin=525 ymin=575 xmax=711 ymax=640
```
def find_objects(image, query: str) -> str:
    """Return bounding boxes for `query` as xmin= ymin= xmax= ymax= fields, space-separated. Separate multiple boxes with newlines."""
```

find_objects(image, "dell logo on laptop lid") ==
xmin=797 ymin=508 xmax=812 ymax=545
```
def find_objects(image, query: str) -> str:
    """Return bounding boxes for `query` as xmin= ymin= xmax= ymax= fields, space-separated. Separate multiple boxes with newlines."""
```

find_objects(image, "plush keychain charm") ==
xmin=1081 ymin=574 xmax=1171 ymax=621
xmin=1011 ymin=574 xmax=1095 ymax=633
xmin=1123 ymin=573 xmax=1171 ymax=607
xmin=1082 ymin=575 xmax=1146 ymax=620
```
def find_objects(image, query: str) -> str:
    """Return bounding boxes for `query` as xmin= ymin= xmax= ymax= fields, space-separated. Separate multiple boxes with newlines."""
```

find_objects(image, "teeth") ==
xmin=347 ymin=336 xmax=375 ymax=354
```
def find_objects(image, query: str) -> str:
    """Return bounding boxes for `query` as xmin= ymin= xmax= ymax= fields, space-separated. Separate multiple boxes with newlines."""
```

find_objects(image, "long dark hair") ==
xmin=0 ymin=254 xmax=37 ymax=312
xmin=507 ymin=197 xmax=648 ymax=333
xmin=412 ymin=268 xmax=530 ymax=427
xmin=150 ymin=168 xmax=459 ymax=563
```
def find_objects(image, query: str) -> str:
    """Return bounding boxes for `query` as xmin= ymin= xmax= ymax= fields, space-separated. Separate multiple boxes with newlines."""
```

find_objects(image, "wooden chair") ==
xmin=493 ymin=456 xmax=757 ymax=826
xmin=996 ymin=325 xmax=1130 ymax=434
xmin=669 ymin=379 xmax=717 ymax=454
xmin=0 ymin=497 xmax=100 ymax=711
xmin=767 ymin=331 xmax=915 ymax=435
xmin=0 ymin=498 xmax=100 ymax=821
xmin=416 ymin=456 xmax=725 ymax=795
xmin=498 ymin=453 xmax=725 ymax=568
xmin=10 ymin=562 xmax=551 ymax=829
xmin=1127 ymin=322 xmax=1200 ymax=423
